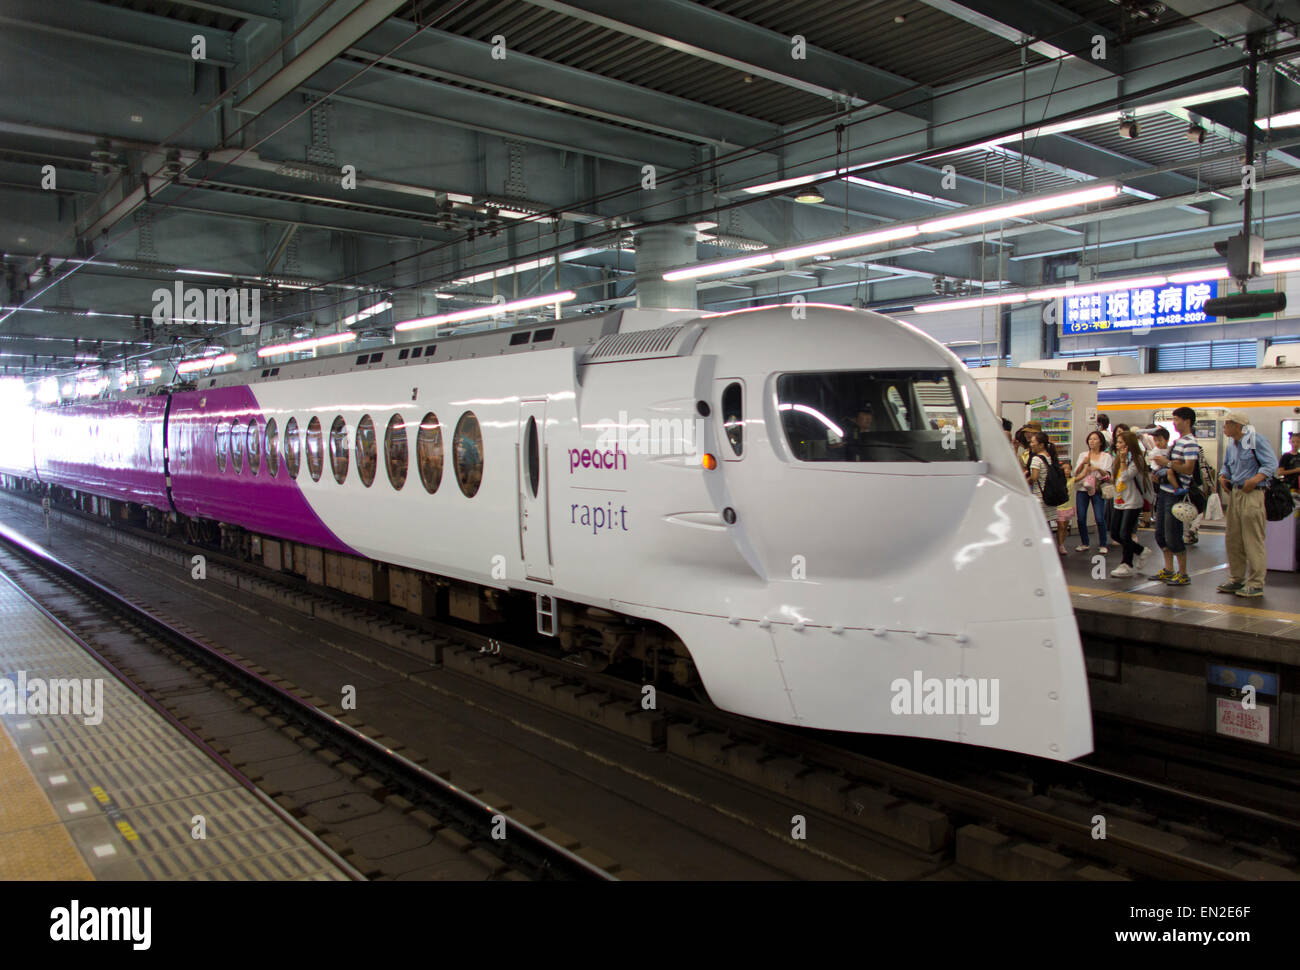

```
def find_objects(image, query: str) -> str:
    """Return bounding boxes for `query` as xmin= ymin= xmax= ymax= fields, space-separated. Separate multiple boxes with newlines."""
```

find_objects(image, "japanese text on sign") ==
xmin=1062 ymin=280 xmax=1219 ymax=335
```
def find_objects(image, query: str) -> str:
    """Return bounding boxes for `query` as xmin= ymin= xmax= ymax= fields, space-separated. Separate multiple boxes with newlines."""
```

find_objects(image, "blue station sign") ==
xmin=1061 ymin=280 xmax=1221 ymax=336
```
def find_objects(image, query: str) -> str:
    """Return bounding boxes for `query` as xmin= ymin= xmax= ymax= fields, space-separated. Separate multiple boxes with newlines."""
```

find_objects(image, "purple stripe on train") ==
xmin=168 ymin=385 xmax=356 ymax=554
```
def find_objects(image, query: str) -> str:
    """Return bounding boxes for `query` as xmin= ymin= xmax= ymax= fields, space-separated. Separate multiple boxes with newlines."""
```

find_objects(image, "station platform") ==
xmin=1064 ymin=528 xmax=1300 ymax=662
xmin=1061 ymin=526 xmax=1300 ymax=753
xmin=0 ymin=574 xmax=349 ymax=880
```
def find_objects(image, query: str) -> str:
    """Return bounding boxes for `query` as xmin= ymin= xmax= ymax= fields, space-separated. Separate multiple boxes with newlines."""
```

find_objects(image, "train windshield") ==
xmin=777 ymin=370 xmax=977 ymax=462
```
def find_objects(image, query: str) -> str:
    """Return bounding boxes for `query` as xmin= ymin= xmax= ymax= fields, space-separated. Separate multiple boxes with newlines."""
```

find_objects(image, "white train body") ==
xmin=3 ymin=306 xmax=1093 ymax=760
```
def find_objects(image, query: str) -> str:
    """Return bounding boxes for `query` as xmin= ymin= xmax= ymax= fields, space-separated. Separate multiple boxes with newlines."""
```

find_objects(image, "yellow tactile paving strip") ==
xmin=1069 ymin=585 xmax=1300 ymax=624
xmin=0 ymin=572 xmax=348 ymax=881
xmin=0 ymin=719 xmax=93 ymax=880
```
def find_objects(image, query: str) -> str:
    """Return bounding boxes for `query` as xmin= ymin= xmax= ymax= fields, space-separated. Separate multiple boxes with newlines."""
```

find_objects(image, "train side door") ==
xmin=518 ymin=400 xmax=552 ymax=582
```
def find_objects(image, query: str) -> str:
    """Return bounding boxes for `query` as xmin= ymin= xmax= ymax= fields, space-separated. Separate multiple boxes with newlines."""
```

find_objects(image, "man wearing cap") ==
xmin=1216 ymin=412 xmax=1277 ymax=598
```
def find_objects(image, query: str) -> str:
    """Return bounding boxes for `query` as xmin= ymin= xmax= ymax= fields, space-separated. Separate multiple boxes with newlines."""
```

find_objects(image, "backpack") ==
xmin=1041 ymin=458 xmax=1069 ymax=507
xmin=1246 ymin=443 xmax=1295 ymax=521
xmin=1185 ymin=443 xmax=1208 ymax=514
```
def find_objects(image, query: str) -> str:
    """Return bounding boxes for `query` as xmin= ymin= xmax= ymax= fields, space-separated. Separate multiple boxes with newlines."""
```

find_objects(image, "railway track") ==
xmin=0 ymin=519 xmax=614 ymax=882
xmin=4 ymin=487 xmax=1297 ymax=880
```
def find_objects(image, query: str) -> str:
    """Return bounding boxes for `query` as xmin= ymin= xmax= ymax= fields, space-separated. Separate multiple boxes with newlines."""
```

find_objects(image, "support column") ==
xmin=1008 ymin=304 xmax=1046 ymax=366
xmin=634 ymin=225 xmax=697 ymax=310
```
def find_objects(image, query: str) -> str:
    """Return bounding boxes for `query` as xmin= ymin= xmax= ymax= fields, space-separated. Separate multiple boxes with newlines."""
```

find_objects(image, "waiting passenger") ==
xmin=1141 ymin=427 xmax=1170 ymax=528
xmin=1278 ymin=431 xmax=1300 ymax=493
xmin=1054 ymin=459 xmax=1076 ymax=555
xmin=1027 ymin=433 xmax=1059 ymax=530
xmin=1096 ymin=413 xmax=1112 ymax=447
xmin=1216 ymin=412 xmax=1277 ymax=598
xmin=1150 ymin=406 xmax=1200 ymax=586
xmin=1073 ymin=431 xmax=1113 ymax=553
xmin=1002 ymin=417 xmax=1014 ymax=447
xmin=1109 ymin=432 xmax=1153 ymax=577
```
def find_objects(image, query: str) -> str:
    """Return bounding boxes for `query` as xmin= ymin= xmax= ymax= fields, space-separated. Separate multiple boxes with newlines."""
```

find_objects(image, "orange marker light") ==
xmin=702 ymin=453 xmax=718 ymax=470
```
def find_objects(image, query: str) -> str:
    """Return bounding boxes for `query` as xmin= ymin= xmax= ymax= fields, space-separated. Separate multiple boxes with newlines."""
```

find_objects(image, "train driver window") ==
xmin=305 ymin=417 xmax=323 ymax=481
xmin=284 ymin=417 xmax=301 ymax=479
xmin=265 ymin=418 xmax=279 ymax=477
xmin=356 ymin=414 xmax=377 ymax=487
xmin=721 ymin=382 xmax=743 ymax=457
xmin=246 ymin=418 xmax=260 ymax=475
xmin=776 ymin=370 xmax=976 ymax=463
xmin=330 ymin=416 xmax=350 ymax=484
xmin=453 ymin=411 xmax=484 ymax=498
xmin=416 ymin=412 xmax=443 ymax=494
xmin=385 ymin=414 xmax=409 ymax=490
xmin=230 ymin=419 xmax=244 ymax=473
xmin=215 ymin=422 xmax=228 ymax=472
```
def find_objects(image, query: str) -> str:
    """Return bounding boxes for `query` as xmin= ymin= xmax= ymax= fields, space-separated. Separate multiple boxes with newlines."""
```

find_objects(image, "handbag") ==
xmin=1204 ymin=492 xmax=1224 ymax=521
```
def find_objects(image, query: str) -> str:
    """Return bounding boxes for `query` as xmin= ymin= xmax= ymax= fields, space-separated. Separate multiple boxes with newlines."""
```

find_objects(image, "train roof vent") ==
xmin=583 ymin=322 xmax=703 ymax=363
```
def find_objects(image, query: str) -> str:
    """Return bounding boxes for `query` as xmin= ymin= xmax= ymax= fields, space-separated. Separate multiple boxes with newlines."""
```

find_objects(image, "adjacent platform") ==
xmin=0 ymin=575 xmax=350 ymax=880
xmin=1063 ymin=528 xmax=1300 ymax=753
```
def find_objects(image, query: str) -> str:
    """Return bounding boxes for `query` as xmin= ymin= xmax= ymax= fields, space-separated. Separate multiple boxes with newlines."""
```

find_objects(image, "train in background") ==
xmin=0 ymin=305 xmax=1095 ymax=761
xmin=1032 ymin=353 xmax=1300 ymax=469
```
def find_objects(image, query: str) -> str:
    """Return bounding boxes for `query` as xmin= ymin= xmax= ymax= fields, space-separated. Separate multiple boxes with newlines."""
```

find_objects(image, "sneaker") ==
xmin=1111 ymin=564 xmax=1133 ymax=577
xmin=1136 ymin=546 xmax=1151 ymax=568
xmin=1150 ymin=568 xmax=1174 ymax=581
xmin=1235 ymin=586 xmax=1264 ymax=598
xmin=1217 ymin=581 xmax=1245 ymax=593
xmin=1098 ymin=545 xmax=1109 ymax=554
xmin=1165 ymin=572 xmax=1190 ymax=586
xmin=1075 ymin=545 xmax=1090 ymax=553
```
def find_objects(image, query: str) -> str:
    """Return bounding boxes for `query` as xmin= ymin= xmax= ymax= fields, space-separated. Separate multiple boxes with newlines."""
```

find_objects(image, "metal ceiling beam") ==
xmin=0 ymin=0 xmax=238 ymax=66
xmin=351 ymin=20 xmax=780 ymax=149
xmin=234 ymin=0 xmax=408 ymax=115
xmin=916 ymin=0 xmax=1120 ymax=71
xmin=163 ymin=0 xmax=283 ymax=23
xmin=516 ymin=0 xmax=931 ymax=118
xmin=303 ymin=61 xmax=698 ymax=169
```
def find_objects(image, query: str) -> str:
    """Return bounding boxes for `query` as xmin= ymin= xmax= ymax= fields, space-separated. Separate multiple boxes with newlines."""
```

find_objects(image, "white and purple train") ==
xmin=0 ymin=305 xmax=1092 ymax=760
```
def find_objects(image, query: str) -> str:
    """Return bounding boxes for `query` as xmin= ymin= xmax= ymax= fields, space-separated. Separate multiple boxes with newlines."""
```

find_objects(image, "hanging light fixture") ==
xmin=793 ymin=183 xmax=825 ymax=204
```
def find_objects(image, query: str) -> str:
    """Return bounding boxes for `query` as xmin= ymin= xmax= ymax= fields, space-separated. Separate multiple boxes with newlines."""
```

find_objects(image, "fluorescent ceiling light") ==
xmin=258 ymin=331 xmax=357 ymax=358
xmin=918 ymin=184 xmax=1118 ymax=233
xmin=446 ymin=192 xmax=474 ymax=204
xmin=1166 ymin=268 xmax=1231 ymax=284
xmin=912 ymin=294 xmax=1027 ymax=313
xmin=449 ymin=248 xmax=603 ymax=287
xmin=395 ymin=290 xmax=576 ymax=332
xmin=664 ymin=252 xmax=775 ymax=281
xmin=1263 ymin=255 xmax=1300 ymax=273
xmin=771 ymin=225 xmax=920 ymax=262
xmin=142 ymin=367 xmax=162 ymax=380
xmin=739 ymin=158 xmax=909 ymax=196
xmin=961 ymin=87 xmax=1246 ymax=153
xmin=846 ymin=177 xmax=962 ymax=208
xmin=342 ymin=300 xmax=391 ymax=327
xmin=1259 ymin=110 xmax=1300 ymax=129
xmin=1028 ymin=275 xmax=1167 ymax=300
xmin=177 ymin=353 xmax=236 ymax=374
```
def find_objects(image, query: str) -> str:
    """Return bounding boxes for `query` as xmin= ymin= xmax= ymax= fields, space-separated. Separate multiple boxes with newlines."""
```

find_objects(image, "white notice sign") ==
xmin=1214 ymin=697 xmax=1270 ymax=743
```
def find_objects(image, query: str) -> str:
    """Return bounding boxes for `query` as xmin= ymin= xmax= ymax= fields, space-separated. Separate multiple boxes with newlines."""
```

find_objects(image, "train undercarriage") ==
xmin=2 ymin=476 xmax=701 ymax=689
